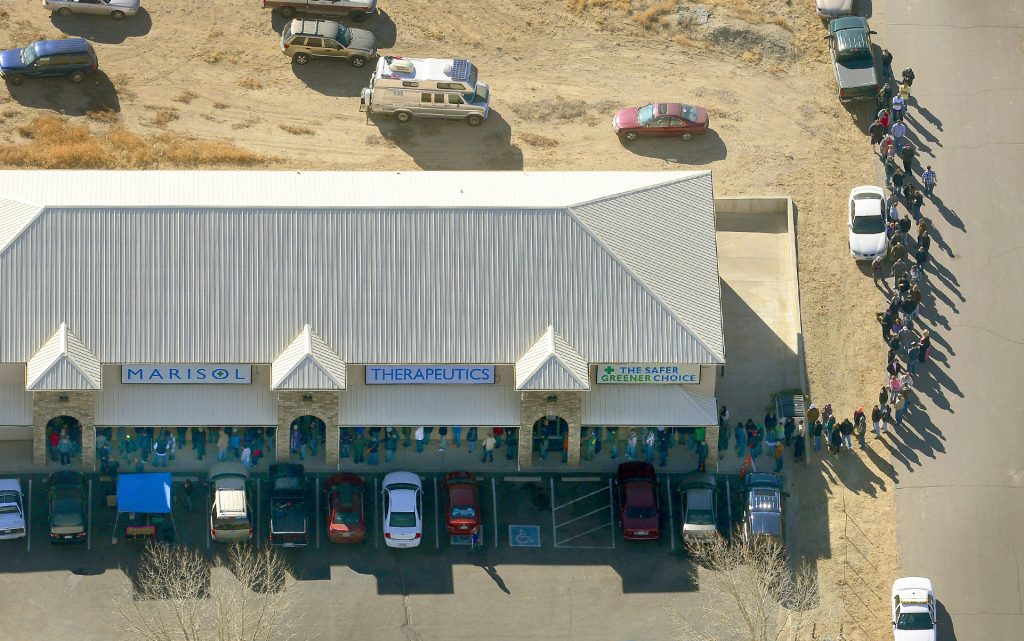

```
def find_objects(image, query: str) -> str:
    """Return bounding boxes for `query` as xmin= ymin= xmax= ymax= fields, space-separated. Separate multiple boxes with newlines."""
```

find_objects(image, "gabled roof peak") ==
xmin=25 ymin=323 xmax=102 ymax=390
xmin=515 ymin=326 xmax=590 ymax=391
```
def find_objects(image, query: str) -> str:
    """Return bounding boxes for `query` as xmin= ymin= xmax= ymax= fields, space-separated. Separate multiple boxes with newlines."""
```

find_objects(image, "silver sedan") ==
xmin=44 ymin=0 xmax=141 ymax=19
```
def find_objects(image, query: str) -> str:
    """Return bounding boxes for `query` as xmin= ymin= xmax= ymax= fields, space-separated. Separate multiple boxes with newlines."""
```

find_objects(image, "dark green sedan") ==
xmin=47 ymin=471 xmax=87 ymax=544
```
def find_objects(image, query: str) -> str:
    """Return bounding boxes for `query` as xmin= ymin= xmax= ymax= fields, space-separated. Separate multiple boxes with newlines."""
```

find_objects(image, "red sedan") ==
xmin=616 ymin=462 xmax=660 ymax=540
xmin=443 ymin=471 xmax=480 ymax=536
xmin=612 ymin=102 xmax=709 ymax=143
xmin=325 ymin=473 xmax=366 ymax=544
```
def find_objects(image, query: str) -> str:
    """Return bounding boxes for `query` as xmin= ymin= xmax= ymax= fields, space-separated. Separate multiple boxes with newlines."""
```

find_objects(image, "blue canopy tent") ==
xmin=111 ymin=473 xmax=175 ymax=544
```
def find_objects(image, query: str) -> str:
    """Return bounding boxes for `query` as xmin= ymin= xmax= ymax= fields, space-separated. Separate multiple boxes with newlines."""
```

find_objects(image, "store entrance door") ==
xmin=46 ymin=415 xmax=82 ymax=467
xmin=289 ymin=415 xmax=327 ymax=465
xmin=531 ymin=416 xmax=569 ymax=463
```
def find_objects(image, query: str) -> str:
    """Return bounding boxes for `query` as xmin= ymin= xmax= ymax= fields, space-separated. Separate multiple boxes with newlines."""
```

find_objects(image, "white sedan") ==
xmin=44 ymin=0 xmax=141 ymax=19
xmin=891 ymin=577 xmax=937 ymax=641
xmin=0 ymin=479 xmax=26 ymax=540
xmin=848 ymin=185 xmax=888 ymax=261
xmin=382 ymin=472 xmax=423 ymax=548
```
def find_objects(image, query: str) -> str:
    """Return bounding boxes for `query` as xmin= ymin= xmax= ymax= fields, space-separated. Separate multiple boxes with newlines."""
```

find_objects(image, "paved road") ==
xmin=872 ymin=2 xmax=1024 ymax=640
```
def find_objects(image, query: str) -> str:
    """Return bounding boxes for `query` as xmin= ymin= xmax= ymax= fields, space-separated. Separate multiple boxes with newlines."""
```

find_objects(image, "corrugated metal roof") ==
xmin=271 ymin=324 xmax=347 ymax=390
xmin=0 ymin=171 xmax=724 ymax=367
xmin=515 ymin=326 xmax=590 ymax=391
xmin=0 ymin=197 xmax=42 ymax=253
xmin=25 ymin=323 xmax=102 ymax=390
xmin=582 ymin=385 xmax=717 ymax=426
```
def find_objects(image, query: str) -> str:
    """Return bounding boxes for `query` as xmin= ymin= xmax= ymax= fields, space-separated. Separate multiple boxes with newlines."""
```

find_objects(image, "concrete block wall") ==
xmin=276 ymin=390 xmax=341 ymax=465
xmin=33 ymin=390 xmax=96 ymax=468
xmin=519 ymin=391 xmax=583 ymax=468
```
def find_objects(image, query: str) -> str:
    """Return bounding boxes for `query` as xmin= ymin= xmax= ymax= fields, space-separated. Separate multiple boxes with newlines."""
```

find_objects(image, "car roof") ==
xmin=383 ymin=471 xmax=421 ymax=489
xmin=681 ymin=472 xmax=715 ymax=490
xmin=686 ymin=487 xmax=714 ymax=510
xmin=35 ymin=38 xmax=92 ymax=56
xmin=290 ymin=19 xmax=341 ymax=39
xmin=617 ymin=461 xmax=656 ymax=481
xmin=829 ymin=15 xmax=868 ymax=32
xmin=625 ymin=483 xmax=655 ymax=507
xmin=327 ymin=472 xmax=364 ymax=488
xmin=0 ymin=479 xmax=23 ymax=494
xmin=853 ymin=196 xmax=883 ymax=218
xmin=209 ymin=461 xmax=250 ymax=481
xmin=750 ymin=512 xmax=783 ymax=536
xmin=389 ymin=488 xmax=417 ymax=511
xmin=743 ymin=473 xmax=782 ymax=489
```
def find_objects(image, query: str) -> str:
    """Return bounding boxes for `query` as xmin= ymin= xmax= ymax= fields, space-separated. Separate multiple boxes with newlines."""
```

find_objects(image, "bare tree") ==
xmin=111 ymin=544 xmax=304 ymax=641
xmin=672 ymin=533 xmax=841 ymax=641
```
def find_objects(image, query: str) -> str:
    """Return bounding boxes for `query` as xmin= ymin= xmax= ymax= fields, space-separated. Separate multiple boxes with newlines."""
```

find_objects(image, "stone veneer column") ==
xmin=705 ymin=423 xmax=719 ymax=465
xmin=276 ymin=391 xmax=341 ymax=465
xmin=519 ymin=391 xmax=584 ymax=469
xmin=33 ymin=391 xmax=97 ymax=468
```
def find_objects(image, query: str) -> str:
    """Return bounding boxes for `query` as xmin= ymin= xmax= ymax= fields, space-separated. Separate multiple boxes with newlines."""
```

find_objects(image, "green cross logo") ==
xmin=604 ymin=366 xmax=614 ymax=375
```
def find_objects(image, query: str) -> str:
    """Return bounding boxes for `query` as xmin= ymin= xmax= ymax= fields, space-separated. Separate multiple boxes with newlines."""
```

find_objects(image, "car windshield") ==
xmin=337 ymin=25 xmax=352 ymax=46
xmin=389 ymin=511 xmax=416 ymax=528
xmin=213 ymin=516 xmax=249 ymax=530
xmin=333 ymin=506 xmax=360 ymax=526
xmin=386 ymin=483 xmax=419 ymax=492
xmin=625 ymin=505 xmax=657 ymax=520
xmin=687 ymin=508 xmax=715 ymax=525
xmin=636 ymin=104 xmax=656 ymax=126
xmin=853 ymin=215 xmax=885 ymax=234
xmin=20 ymin=46 xmax=37 ymax=66
xmin=896 ymin=612 xmax=933 ymax=630
xmin=52 ymin=500 xmax=83 ymax=527
xmin=274 ymin=476 xmax=302 ymax=491
xmin=450 ymin=506 xmax=476 ymax=519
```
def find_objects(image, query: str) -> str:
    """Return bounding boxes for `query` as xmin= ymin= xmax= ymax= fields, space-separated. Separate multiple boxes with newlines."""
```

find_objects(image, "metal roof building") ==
xmin=0 ymin=170 xmax=725 ymax=468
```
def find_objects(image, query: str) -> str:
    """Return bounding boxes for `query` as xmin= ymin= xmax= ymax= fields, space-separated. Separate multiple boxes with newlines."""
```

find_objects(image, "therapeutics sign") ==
xmin=122 ymin=364 xmax=252 ymax=385
xmin=365 ymin=365 xmax=495 ymax=385
xmin=597 ymin=364 xmax=700 ymax=385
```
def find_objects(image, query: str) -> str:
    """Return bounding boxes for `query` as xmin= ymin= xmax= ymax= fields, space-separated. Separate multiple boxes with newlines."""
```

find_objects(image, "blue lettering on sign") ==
xmin=366 ymin=365 xmax=495 ymax=385
xmin=148 ymin=370 xmax=164 ymax=380
xmin=168 ymin=368 xmax=181 ymax=380
xmin=121 ymin=364 xmax=253 ymax=384
xmin=126 ymin=368 xmax=144 ymax=381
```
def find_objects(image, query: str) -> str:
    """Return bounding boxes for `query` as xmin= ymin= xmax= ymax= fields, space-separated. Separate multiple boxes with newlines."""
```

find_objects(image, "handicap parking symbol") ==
xmin=508 ymin=524 xmax=541 ymax=548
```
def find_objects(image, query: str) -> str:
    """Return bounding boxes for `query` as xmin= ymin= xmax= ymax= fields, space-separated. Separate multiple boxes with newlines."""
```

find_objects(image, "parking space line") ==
xmin=374 ymin=476 xmax=379 ymax=549
xmin=725 ymin=478 xmax=733 ymax=542
xmin=87 ymin=478 xmax=93 ymax=551
xmin=26 ymin=478 xmax=31 ymax=552
xmin=504 ymin=476 xmax=541 ymax=482
xmin=549 ymin=477 xmax=556 ymax=547
xmin=608 ymin=479 xmax=615 ymax=549
xmin=255 ymin=480 xmax=261 ymax=549
xmin=554 ymin=486 xmax=607 ymax=509
xmin=491 ymin=477 xmax=498 ymax=548
xmin=315 ymin=476 xmax=320 ymax=549
xmin=557 ymin=505 xmax=608 ymax=529
xmin=433 ymin=475 xmax=439 ymax=549
xmin=557 ymin=523 xmax=611 ymax=547
xmin=561 ymin=476 xmax=601 ymax=482
xmin=666 ymin=477 xmax=675 ymax=551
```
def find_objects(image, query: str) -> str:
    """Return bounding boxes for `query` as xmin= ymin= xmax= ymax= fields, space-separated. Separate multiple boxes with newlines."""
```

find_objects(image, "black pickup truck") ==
xmin=269 ymin=464 xmax=308 ymax=547
xmin=825 ymin=16 xmax=880 ymax=103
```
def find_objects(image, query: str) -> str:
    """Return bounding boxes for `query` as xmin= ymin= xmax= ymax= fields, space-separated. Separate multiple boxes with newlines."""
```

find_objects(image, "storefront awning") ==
xmin=582 ymin=385 xmax=717 ymax=426
xmin=340 ymin=377 xmax=520 ymax=426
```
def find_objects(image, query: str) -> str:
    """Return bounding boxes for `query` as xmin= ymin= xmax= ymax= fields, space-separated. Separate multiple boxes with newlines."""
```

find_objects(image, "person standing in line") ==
xmin=194 ymin=427 xmax=206 ymax=461
xmin=695 ymin=439 xmax=708 ymax=473
xmin=217 ymin=429 xmax=229 ymax=462
xmin=871 ymin=404 xmax=883 ymax=437
xmin=167 ymin=431 xmax=177 ymax=463
xmin=855 ymin=417 xmax=867 ymax=449
xmin=891 ymin=167 xmax=906 ymax=194
xmin=139 ymin=427 xmax=152 ymax=462
xmin=644 ymin=429 xmax=656 ymax=463
xmin=423 ymin=426 xmax=433 ymax=448
xmin=879 ymin=109 xmax=891 ymax=134
xmin=783 ymin=416 xmax=796 ymax=447
xmin=58 ymin=430 xmax=72 ymax=466
xmin=899 ymin=143 xmax=917 ymax=175
xmin=48 ymin=428 xmax=60 ymax=463
xmin=493 ymin=426 xmax=503 ymax=450
xmin=414 ymin=426 xmax=425 ymax=454
xmin=901 ymin=67 xmax=915 ymax=87
xmin=871 ymin=254 xmax=886 ymax=288
xmin=890 ymin=119 xmax=907 ymax=146
xmin=812 ymin=419 xmax=823 ymax=451
xmin=437 ymin=425 xmax=448 ymax=452
xmin=719 ymin=405 xmax=730 ymax=431
xmin=367 ymin=436 xmax=380 ymax=466
xmin=340 ymin=428 xmax=352 ymax=459
xmin=453 ymin=425 xmax=462 ymax=448
xmin=401 ymin=426 xmax=411 ymax=448
xmin=734 ymin=422 xmax=747 ymax=458
xmin=764 ymin=426 xmax=778 ymax=460
xmin=868 ymin=117 xmax=884 ymax=147
xmin=229 ymin=428 xmax=242 ymax=460
xmin=772 ymin=441 xmax=784 ymax=473
xmin=240 ymin=445 xmax=252 ymax=468
xmin=177 ymin=426 xmax=188 ymax=454
xmin=750 ymin=422 xmax=764 ymax=459
xmin=626 ymin=429 xmax=638 ymax=460
xmin=385 ymin=428 xmax=398 ymax=463
xmin=153 ymin=434 xmax=169 ymax=468
xmin=922 ymin=166 xmax=937 ymax=197
xmin=608 ymin=427 xmax=620 ymax=459
xmin=891 ymin=94 xmax=906 ymax=122
xmin=657 ymin=431 xmax=670 ymax=468
xmin=347 ymin=429 xmax=362 ymax=464
xmin=467 ymin=426 xmax=478 ymax=454
xmin=481 ymin=432 xmax=496 ymax=463
xmin=506 ymin=427 xmax=517 ymax=461
xmin=718 ymin=421 xmax=730 ymax=461
xmin=792 ymin=421 xmax=806 ymax=462
xmin=881 ymin=48 xmax=893 ymax=78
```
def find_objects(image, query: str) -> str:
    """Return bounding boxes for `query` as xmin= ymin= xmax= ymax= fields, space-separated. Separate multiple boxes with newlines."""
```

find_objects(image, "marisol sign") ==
xmin=365 ymin=365 xmax=495 ymax=385
xmin=597 ymin=364 xmax=700 ymax=384
xmin=122 ymin=364 xmax=252 ymax=384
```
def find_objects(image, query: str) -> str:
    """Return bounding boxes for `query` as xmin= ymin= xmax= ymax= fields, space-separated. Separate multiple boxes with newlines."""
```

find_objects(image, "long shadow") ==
xmin=5 ymin=71 xmax=120 ymax=115
xmin=291 ymin=60 xmax=372 ymax=98
xmin=622 ymin=129 xmax=727 ymax=165
xmin=921 ymin=216 xmax=955 ymax=258
xmin=936 ymin=599 xmax=959 ymax=641
xmin=269 ymin=9 xmax=396 ymax=48
xmin=370 ymin=110 xmax=524 ymax=170
xmin=820 ymin=449 xmax=888 ymax=498
xmin=900 ymin=126 xmax=935 ymax=157
xmin=929 ymin=194 xmax=965 ymax=232
xmin=50 ymin=8 xmax=152 ymax=44
xmin=902 ymin=116 xmax=942 ymax=148
xmin=907 ymin=95 xmax=942 ymax=130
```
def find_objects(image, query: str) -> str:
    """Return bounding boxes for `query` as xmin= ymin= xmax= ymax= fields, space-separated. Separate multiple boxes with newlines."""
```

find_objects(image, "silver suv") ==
xmin=281 ymin=19 xmax=377 ymax=67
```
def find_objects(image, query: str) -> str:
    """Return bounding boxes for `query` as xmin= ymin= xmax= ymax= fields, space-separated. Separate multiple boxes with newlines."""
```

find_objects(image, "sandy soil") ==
xmin=0 ymin=0 xmax=896 ymax=637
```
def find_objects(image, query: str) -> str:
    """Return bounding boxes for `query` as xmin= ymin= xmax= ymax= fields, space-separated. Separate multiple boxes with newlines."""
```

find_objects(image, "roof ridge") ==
xmin=0 ymin=197 xmax=45 ymax=257
xmin=564 ymin=171 xmax=711 ymax=210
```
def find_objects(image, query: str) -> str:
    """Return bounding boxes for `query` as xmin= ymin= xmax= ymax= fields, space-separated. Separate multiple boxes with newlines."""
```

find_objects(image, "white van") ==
xmin=360 ymin=56 xmax=490 ymax=126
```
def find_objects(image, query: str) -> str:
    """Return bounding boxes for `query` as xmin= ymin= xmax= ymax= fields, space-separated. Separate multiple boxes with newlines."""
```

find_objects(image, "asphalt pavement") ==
xmin=870 ymin=2 xmax=1024 ymax=640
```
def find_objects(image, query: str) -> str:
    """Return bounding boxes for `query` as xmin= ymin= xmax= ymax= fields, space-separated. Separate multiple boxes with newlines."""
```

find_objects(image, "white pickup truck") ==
xmin=261 ymin=0 xmax=377 ymax=22
xmin=891 ymin=577 xmax=937 ymax=641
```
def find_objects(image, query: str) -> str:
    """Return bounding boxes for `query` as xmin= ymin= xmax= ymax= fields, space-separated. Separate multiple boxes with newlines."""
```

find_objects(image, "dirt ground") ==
xmin=0 ymin=0 xmax=895 ymax=637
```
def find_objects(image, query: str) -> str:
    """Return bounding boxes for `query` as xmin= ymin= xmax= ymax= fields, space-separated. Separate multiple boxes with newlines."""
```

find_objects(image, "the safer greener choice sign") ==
xmin=122 ymin=364 xmax=253 ymax=384
xmin=597 ymin=364 xmax=700 ymax=384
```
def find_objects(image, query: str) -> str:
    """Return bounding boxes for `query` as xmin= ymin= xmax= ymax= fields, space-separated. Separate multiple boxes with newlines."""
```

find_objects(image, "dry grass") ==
xmin=0 ymin=115 xmax=270 ymax=168
xmin=111 ymin=73 xmax=136 ymax=102
xmin=674 ymin=34 xmax=711 ymax=50
xmin=510 ymin=95 xmax=615 ymax=123
xmin=632 ymin=0 xmax=676 ymax=29
xmin=569 ymin=0 xmax=629 ymax=14
xmin=86 ymin=108 xmax=121 ymax=123
xmin=173 ymin=90 xmax=199 ymax=104
xmin=364 ymin=133 xmax=397 ymax=148
xmin=238 ymin=78 xmax=263 ymax=90
xmin=203 ymin=51 xmax=225 ymax=64
xmin=517 ymin=132 xmax=560 ymax=148
xmin=147 ymin=108 xmax=180 ymax=127
xmin=740 ymin=49 xmax=763 ymax=64
xmin=212 ymin=102 xmax=229 ymax=110
xmin=279 ymin=123 xmax=315 ymax=136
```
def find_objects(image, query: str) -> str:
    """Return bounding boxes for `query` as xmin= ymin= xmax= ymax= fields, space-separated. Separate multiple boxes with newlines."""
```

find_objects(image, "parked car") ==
xmin=209 ymin=462 xmax=253 ymax=543
xmin=815 ymin=0 xmax=852 ymax=20
xmin=261 ymin=0 xmax=377 ymax=22
xmin=825 ymin=16 xmax=880 ymax=103
xmin=0 ymin=38 xmax=98 ymax=86
xmin=281 ymin=18 xmax=376 ymax=67
xmin=44 ymin=0 xmax=141 ymax=20
xmin=848 ymin=185 xmax=888 ymax=261
xmin=442 ymin=471 xmax=480 ymax=536
xmin=891 ymin=577 xmax=937 ymax=641
xmin=382 ymin=471 xmax=422 ymax=548
xmin=325 ymin=473 xmax=366 ymax=544
xmin=741 ymin=473 xmax=784 ymax=545
xmin=47 ymin=471 xmax=87 ymax=544
xmin=0 ymin=479 xmax=26 ymax=540
xmin=612 ymin=102 xmax=709 ymax=143
xmin=616 ymin=462 xmax=659 ymax=540
xmin=680 ymin=473 xmax=718 ymax=541
xmin=268 ymin=463 xmax=307 ymax=547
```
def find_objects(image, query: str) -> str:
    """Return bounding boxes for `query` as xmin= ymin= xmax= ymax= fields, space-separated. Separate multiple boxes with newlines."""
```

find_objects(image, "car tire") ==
xmin=69 ymin=71 xmax=86 ymax=83
xmin=681 ymin=132 xmax=693 ymax=141
xmin=350 ymin=56 xmax=367 ymax=68
xmin=622 ymin=131 xmax=639 ymax=143
xmin=57 ymin=6 xmax=72 ymax=16
xmin=293 ymin=52 xmax=310 ymax=65
xmin=465 ymin=114 xmax=483 ymax=127
xmin=350 ymin=10 xmax=366 ymax=22
xmin=7 ymin=75 xmax=24 ymax=87
xmin=395 ymin=111 xmax=411 ymax=123
xmin=279 ymin=6 xmax=295 ymax=17
xmin=111 ymin=9 xmax=125 ymax=19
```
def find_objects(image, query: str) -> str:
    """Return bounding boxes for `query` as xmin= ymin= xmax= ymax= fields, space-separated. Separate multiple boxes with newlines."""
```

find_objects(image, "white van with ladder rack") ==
xmin=359 ymin=56 xmax=490 ymax=126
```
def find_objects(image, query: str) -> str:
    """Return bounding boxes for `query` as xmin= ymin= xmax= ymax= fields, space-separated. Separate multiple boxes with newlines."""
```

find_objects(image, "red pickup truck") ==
xmin=261 ymin=0 xmax=377 ymax=21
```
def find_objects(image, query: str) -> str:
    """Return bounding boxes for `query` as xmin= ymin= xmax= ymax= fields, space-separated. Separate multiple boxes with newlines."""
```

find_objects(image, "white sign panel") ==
xmin=122 ymin=364 xmax=253 ymax=385
xmin=365 ymin=365 xmax=495 ymax=385
xmin=597 ymin=364 xmax=700 ymax=384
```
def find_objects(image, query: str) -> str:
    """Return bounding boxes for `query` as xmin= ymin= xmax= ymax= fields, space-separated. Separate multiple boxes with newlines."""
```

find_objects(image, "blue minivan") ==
xmin=0 ymin=38 xmax=98 ymax=86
